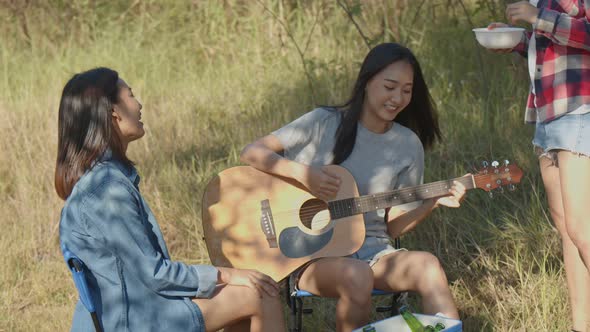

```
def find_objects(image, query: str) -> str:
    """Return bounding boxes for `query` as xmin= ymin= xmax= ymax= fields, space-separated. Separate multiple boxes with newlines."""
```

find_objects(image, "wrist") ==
xmin=292 ymin=163 xmax=308 ymax=184
xmin=216 ymin=267 xmax=231 ymax=283
xmin=427 ymin=198 xmax=439 ymax=210
xmin=530 ymin=8 xmax=540 ymax=25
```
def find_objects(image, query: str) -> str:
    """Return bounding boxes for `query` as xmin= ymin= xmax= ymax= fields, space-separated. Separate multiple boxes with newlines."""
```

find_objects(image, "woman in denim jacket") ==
xmin=56 ymin=67 xmax=285 ymax=332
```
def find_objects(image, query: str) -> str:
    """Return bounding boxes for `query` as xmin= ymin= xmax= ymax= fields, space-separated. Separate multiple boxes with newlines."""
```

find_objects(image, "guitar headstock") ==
xmin=473 ymin=160 xmax=523 ymax=192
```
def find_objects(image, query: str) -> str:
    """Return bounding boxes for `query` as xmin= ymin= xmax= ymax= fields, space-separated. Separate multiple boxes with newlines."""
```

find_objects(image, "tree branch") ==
xmin=456 ymin=0 xmax=492 ymax=127
xmin=336 ymin=0 xmax=371 ymax=50
xmin=256 ymin=0 xmax=317 ymax=103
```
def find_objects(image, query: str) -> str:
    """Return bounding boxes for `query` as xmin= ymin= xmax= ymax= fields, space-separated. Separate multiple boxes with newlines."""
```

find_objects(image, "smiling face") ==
xmin=112 ymin=79 xmax=144 ymax=147
xmin=361 ymin=60 xmax=414 ymax=133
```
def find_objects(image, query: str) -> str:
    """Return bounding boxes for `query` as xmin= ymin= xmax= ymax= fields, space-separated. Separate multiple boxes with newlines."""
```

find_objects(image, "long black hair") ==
xmin=55 ymin=67 xmax=132 ymax=200
xmin=331 ymin=43 xmax=441 ymax=165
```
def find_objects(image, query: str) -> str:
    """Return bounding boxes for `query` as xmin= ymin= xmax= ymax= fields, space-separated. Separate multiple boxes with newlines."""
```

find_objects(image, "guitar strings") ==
xmin=268 ymin=175 xmax=480 ymax=221
xmin=271 ymin=176 xmax=470 ymax=220
xmin=265 ymin=172 xmax=510 ymax=229
xmin=265 ymin=171 xmax=511 ymax=223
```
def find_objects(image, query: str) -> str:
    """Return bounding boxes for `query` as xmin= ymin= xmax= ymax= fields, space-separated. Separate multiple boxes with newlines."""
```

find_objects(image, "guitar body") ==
xmin=201 ymin=165 xmax=365 ymax=281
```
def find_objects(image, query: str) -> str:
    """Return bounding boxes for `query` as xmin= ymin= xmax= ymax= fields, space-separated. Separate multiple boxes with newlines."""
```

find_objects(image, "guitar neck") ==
xmin=328 ymin=175 xmax=475 ymax=219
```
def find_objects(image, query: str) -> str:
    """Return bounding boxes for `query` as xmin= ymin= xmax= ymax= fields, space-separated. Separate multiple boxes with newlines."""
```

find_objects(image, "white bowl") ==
xmin=472 ymin=27 xmax=525 ymax=49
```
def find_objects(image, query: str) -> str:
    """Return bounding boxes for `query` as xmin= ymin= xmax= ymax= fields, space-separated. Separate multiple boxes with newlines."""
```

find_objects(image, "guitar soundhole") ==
xmin=299 ymin=199 xmax=330 ymax=231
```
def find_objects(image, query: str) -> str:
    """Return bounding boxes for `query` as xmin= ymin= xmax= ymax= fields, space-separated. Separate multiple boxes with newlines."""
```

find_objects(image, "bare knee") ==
xmin=413 ymin=253 xmax=448 ymax=293
xmin=567 ymin=228 xmax=590 ymax=256
xmin=337 ymin=262 xmax=374 ymax=305
xmin=231 ymin=286 xmax=276 ymax=317
xmin=548 ymin=206 xmax=566 ymax=234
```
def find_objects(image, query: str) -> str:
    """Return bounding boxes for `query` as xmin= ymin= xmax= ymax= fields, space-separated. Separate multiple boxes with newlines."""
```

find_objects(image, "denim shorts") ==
xmin=349 ymin=236 xmax=405 ymax=267
xmin=532 ymin=113 xmax=590 ymax=165
xmin=289 ymin=237 xmax=404 ymax=293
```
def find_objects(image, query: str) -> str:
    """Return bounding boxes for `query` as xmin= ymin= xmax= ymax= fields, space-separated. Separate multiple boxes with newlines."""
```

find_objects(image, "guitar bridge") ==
xmin=260 ymin=199 xmax=278 ymax=248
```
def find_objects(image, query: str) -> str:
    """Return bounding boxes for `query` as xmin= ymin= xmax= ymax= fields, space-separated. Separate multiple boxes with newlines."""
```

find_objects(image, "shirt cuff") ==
xmin=192 ymin=265 xmax=218 ymax=298
xmin=535 ymin=7 xmax=559 ymax=35
xmin=512 ymin=32 xmax=529 ymax=53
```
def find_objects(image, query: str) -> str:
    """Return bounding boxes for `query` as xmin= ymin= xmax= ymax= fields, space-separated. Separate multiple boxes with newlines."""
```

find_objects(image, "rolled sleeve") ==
xmin=81 ymin=180 xmax=218 ymax=298
xmin=190 ymin=265 xmax=218 ymax=298
xmin=535 ymin=7 xmax=590 ymax=51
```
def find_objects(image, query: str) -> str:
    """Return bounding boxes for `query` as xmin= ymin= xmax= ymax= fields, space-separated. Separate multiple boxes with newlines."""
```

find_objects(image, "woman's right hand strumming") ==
xmin=240 ymin=134 xmax=341 ymax=202
xmin=296 ymin=165 xmax=341 ymax=202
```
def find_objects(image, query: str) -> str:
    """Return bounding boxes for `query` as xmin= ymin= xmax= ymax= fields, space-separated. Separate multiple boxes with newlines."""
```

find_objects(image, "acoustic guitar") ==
xmin=201 ymin=162 xmax=523 ymax=281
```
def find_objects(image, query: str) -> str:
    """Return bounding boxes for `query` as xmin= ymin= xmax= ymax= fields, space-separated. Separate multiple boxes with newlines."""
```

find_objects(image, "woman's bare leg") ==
xmin=555 ymin=152 xmax=590 ymax=331
xmin=297 ymin=257 xmax=374 ymax=332
xmin=371 ymin=250 xmax=458 ymax=319
xmin=540 ymin=156 xmax=589 ymax=331
xmin=193 ymin=284 xmax=285 ymax=332
xmin=223 ymin=319 xmax=250 ymax=332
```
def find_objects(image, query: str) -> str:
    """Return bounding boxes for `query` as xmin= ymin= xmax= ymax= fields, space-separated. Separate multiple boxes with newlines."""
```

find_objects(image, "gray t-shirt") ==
xmin=272 ymin=108 xmax=424 ymax=239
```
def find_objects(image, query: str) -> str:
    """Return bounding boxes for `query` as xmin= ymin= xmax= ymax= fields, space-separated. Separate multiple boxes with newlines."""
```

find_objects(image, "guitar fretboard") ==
xmin=327 ymin=176 xmax=475 ymax=219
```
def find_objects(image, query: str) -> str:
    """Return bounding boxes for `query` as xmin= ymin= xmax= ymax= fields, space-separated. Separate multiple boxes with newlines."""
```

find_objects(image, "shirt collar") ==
xmin=99 ymin=149 xmax=140 ymax=187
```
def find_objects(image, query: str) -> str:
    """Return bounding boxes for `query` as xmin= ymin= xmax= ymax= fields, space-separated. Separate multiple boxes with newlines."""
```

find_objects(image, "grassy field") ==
xmin=0 ymin=0 xmax=569 ymax=331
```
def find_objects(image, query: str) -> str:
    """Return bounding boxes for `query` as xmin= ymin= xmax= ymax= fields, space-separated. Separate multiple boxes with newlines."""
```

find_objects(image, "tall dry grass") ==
xmin=0 ymin=1 xmax=569 ymax=331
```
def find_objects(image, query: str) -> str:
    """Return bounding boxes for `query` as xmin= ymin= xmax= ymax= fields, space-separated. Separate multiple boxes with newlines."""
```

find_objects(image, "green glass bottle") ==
xmin=424 ymin=325 xmax=436 ymax=332
xmin=399 ymin=305 xmax=425 ymax=332
xmin=433 ymin=322 xmax=446 ymax=331
xmin=362 ymin=325 xmax=376 ymax=332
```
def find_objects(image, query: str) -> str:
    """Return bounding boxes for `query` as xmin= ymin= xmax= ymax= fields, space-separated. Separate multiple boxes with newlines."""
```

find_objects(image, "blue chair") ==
xmin=286 ymin=238 xmax=405 ymax=332
xmin=62 ymin=246 xmax=103 ymax=332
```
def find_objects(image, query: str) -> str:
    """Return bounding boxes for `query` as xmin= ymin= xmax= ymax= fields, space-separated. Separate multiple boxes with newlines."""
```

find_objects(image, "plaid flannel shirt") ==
xmin=513 ymin=0 xmax=590 ymax=123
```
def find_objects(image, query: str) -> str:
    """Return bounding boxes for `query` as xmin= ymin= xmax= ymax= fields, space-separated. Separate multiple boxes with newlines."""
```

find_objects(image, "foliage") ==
xmin=0 ymin=1 xmax=567 ymax=331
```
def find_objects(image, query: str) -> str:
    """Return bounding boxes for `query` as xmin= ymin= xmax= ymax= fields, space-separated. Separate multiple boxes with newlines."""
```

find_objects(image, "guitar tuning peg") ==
xmin=508 ymin=184 xmax=516 ymax=191
xmin=504 ymin=160 xmax=510 ymax=166
xmin=491 ymin=160 xmax=499 ymax=168
xmin=488 ymin=191 xmax=494 ymax=199
xmin=482 ymin=161 xmax=489 ymax=168
xmin=497 ymin=186 xmax=504 ymax=194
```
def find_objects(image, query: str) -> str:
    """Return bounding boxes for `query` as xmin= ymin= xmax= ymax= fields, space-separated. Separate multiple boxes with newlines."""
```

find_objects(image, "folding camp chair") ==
xmin=286 ymin=237 xmax=406 ymax=332
xmin=62 ymin=246 xmax=103 ymax=332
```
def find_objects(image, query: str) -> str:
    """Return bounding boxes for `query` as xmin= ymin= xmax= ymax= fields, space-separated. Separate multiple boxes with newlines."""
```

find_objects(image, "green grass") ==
xmin=0 ymin=0 xmax=570 ymax=331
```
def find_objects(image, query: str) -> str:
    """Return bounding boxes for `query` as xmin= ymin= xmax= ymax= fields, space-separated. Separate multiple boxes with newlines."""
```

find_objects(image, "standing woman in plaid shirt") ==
xmin=486 ymin=1 xmax=590 ymax=331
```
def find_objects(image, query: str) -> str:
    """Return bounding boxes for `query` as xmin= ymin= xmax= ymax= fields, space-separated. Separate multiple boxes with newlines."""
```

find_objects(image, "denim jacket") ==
xmin=59 ymin=152 xmax=218 ymax=331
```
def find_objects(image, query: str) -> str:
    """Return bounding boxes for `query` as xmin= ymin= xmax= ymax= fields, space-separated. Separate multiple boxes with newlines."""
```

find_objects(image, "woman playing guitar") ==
xmin=240 ymin=43 xmax=465 ymax=332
